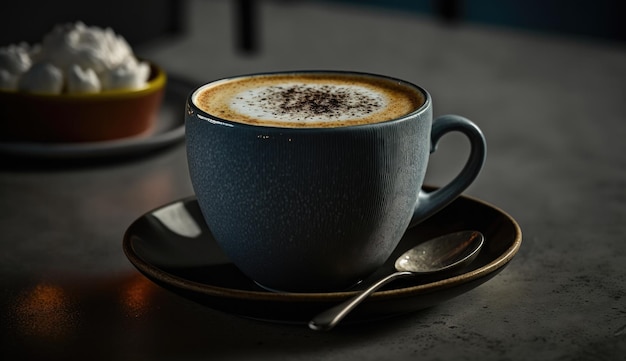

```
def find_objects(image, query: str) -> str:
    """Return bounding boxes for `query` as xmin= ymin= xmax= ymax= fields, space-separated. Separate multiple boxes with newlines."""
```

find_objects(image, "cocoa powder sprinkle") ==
xmin=246 ymin=85 xmax=382 ymax=120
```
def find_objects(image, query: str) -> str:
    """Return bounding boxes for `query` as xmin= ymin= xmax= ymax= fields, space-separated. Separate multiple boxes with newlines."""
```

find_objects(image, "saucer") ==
xmin=123 ymin=190 xmax=522 ymax=324
xmin=0 ymin=76 xmax=198 ymax=160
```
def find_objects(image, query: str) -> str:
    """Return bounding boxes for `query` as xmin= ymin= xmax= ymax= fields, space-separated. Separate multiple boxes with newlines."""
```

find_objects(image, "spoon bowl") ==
xmin=395 ymin=230 xmax=484 ymax=273
xmin=309 ymin=230 xmax=484 ymax=331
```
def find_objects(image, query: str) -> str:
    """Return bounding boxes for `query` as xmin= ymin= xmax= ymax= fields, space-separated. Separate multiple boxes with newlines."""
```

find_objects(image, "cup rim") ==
xmin=188 ymin=70 xmax=431 ymax=131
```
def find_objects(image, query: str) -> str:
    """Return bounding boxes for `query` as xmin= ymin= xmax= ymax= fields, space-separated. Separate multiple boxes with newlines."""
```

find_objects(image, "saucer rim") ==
xmin=123 ymin=192 xmax=522 ymax=302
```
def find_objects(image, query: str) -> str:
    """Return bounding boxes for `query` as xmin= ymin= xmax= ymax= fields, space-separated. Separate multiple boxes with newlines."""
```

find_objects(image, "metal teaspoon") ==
xmin=309 ymin=230 xmax=485 ymax=331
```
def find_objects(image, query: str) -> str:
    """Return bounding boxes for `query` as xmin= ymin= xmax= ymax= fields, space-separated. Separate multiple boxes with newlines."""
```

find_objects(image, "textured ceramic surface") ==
xmin=185 ymin=71 xmax=486 ymax=292
xmin=122 ymin=191 xmax=521 ymax=324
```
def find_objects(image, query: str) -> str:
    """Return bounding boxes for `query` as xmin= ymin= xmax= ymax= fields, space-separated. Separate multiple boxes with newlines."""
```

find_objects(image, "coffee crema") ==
xmin=193 ymin=73 xmax=425 ymax=128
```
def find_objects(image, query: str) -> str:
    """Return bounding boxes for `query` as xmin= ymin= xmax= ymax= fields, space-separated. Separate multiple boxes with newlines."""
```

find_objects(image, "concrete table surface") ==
xmin=1 ymin=1 xmax=625 ymax=360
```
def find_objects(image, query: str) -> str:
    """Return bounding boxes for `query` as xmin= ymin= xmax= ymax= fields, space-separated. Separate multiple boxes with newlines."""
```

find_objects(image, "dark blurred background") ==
xmin=0 ymin=0 xmax=185 ymax=46
xmin=325 ymin=0 xmax=625 ymax=42
xmin=1 ymin=0 xmax=624 ymax=49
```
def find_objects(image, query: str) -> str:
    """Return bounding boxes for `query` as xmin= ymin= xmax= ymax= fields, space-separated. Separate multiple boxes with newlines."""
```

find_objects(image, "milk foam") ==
xmin=194 ymin=73 xmax=425 ymax=128
xmin=229 ymin=83 xmax=387 ymax=123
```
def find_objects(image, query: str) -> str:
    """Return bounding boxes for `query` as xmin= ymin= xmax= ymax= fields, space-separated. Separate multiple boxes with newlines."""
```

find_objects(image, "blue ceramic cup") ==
xmin=185 ymin=71 xmax=486 ymax=292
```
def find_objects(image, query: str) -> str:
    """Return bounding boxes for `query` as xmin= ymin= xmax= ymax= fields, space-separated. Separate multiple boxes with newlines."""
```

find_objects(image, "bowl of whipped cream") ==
xmin=0 ymin=22 xmax=166 ymax=143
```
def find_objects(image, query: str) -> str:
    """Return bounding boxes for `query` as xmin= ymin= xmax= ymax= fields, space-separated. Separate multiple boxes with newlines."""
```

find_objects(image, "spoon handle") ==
xmin=308 ymin=271 xmax=413 ymax=331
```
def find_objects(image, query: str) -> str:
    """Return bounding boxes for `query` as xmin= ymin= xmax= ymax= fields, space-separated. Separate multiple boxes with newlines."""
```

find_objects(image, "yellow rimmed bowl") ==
xmin=0 ymin=62 xmax=166 ymax=143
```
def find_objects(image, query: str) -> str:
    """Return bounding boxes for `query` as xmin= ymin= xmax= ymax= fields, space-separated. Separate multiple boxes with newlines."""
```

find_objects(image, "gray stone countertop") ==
xmin=1 ymin=1 xmax=625 ymax=360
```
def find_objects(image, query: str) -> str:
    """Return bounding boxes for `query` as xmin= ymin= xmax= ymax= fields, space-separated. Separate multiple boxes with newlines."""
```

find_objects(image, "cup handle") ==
xmin=409 ymin=114 xmax=487 ymax=228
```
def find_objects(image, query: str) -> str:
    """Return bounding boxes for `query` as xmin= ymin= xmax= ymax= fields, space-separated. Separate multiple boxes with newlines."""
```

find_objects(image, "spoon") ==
xmin=308 ymin=230 xmax=484 ymax=331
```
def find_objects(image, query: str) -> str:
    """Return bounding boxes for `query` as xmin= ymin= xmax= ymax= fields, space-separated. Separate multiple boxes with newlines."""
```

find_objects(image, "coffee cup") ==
xmin=185 ymin=71 xmax=486 ymax=292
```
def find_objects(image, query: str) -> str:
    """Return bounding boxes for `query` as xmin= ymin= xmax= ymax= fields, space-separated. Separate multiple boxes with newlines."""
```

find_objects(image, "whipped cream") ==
xmin=0 ymin=22 xmax=150 ymax=94
xmin=67 ymin=64 xmax=101 ymax=93
xmin=18 ymin=62 xmax=64 ymax=93
xmin=0 ymin=43 xmax=32 ymax=90
xmin=0 ymin=69 xmax=18 ymax=90
xmin=101 ymin=57 xmax=150 ymax=91
xmin=0 ymin=43 xmax=32 ymax=74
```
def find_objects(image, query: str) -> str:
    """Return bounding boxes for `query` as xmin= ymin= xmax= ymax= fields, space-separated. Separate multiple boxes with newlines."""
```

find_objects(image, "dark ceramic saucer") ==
xmin=123 ymin=189 xmax=521 ymax=324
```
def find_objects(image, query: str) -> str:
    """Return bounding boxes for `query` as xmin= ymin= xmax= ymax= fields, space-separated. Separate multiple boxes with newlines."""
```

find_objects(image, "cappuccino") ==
xmin=193 ymin=73 xmax=425 ymax=128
